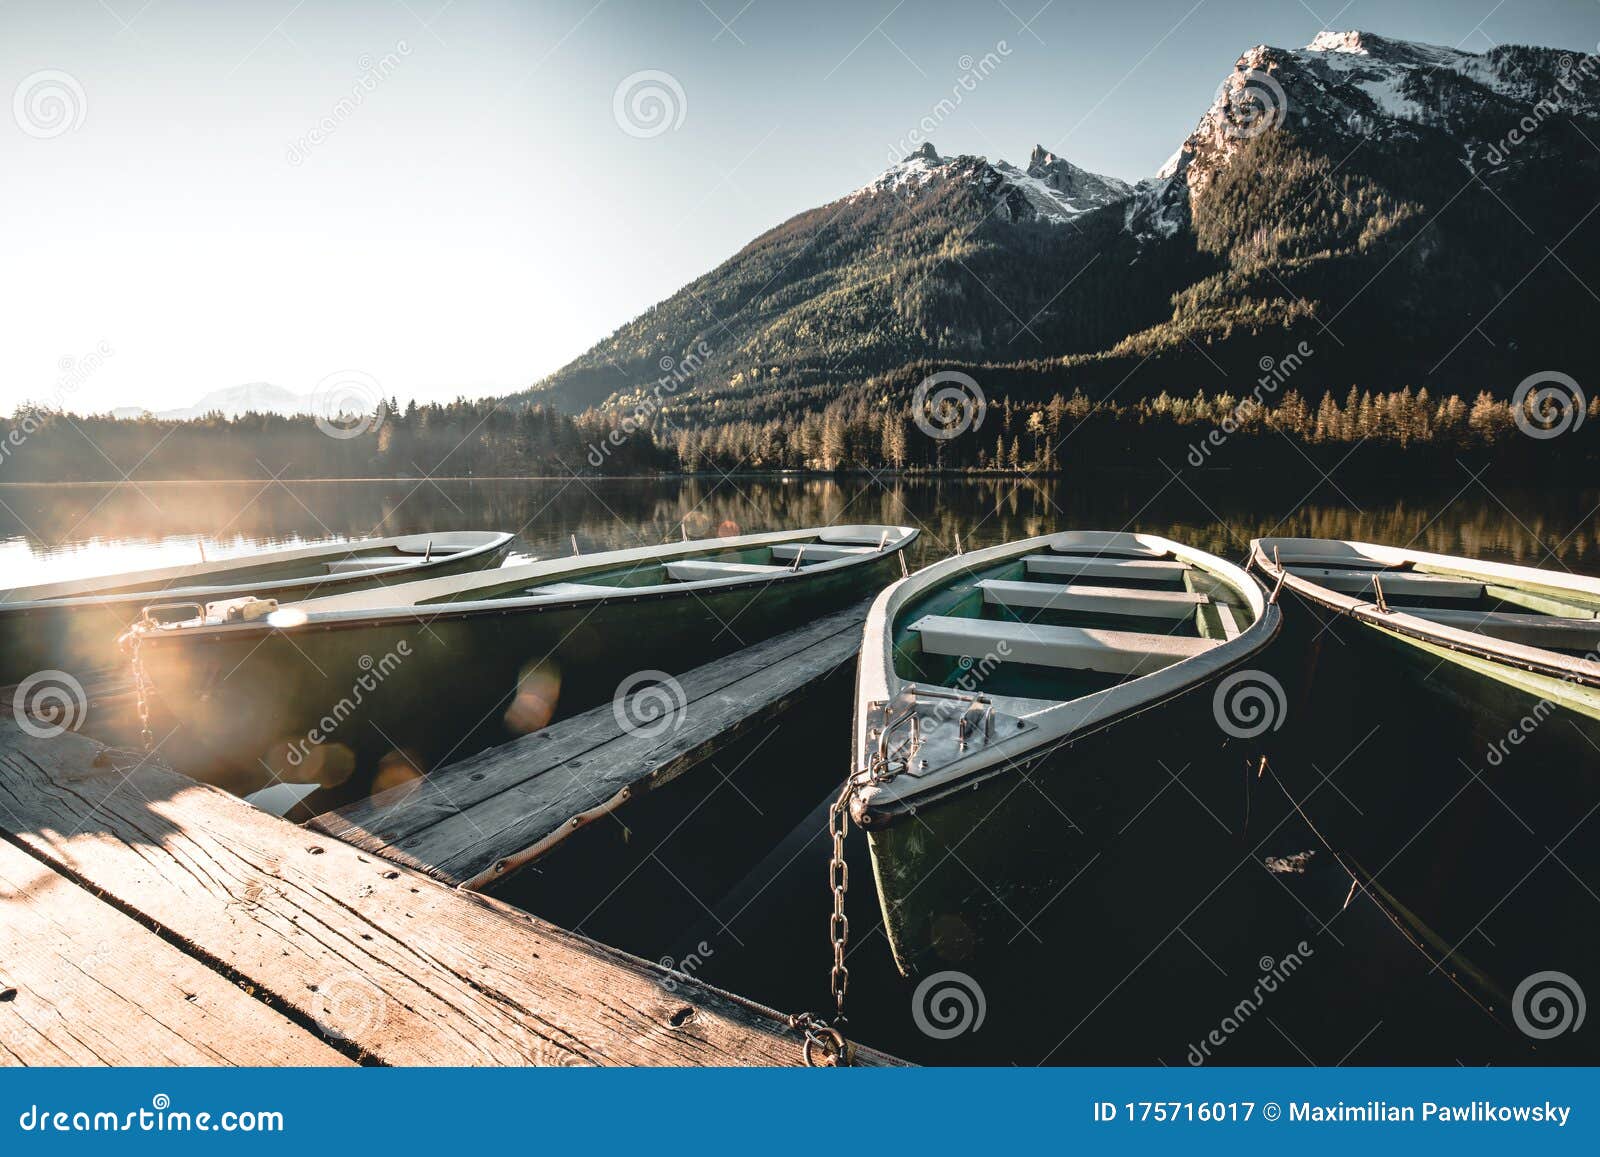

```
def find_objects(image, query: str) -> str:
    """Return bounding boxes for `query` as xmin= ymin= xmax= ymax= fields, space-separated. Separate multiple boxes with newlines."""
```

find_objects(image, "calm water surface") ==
xmin=4 ymin=473 xmax=1597 ymax=1066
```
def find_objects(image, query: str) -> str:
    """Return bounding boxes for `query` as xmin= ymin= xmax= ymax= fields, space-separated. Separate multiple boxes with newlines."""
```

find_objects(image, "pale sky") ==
xmin=2 ymin=0 xmax=1594 ymax=415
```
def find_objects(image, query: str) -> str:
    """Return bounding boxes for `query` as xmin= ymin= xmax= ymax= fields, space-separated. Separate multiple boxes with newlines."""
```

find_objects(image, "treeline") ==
xmin=1 ymin=385 xmax=1595 ymax=483
xmin=632 ymin=384 xmax=1600 ymax=474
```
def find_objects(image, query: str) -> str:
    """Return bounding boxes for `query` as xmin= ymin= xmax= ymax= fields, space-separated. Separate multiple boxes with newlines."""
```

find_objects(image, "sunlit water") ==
xmin=4 ymin=473 xmax=1597 ymax=1065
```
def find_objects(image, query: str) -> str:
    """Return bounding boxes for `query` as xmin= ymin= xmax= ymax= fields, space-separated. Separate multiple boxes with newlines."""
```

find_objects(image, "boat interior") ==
xmin=1261 ymin=539 xmax=1600 ymax=659
xmin=425 ymin=528 xmax=915 ymax=611
xmin=890 ymin=534 xmax=1259 ymax=707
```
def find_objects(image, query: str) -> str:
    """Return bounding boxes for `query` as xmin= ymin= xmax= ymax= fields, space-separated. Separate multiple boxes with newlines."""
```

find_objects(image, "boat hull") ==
xmin=862 ymin=682 xmax=1263 ymax=976
xmin=1267 ymin=589 xmax=1600 ymax=1022
xmin=0 ymin=536 xmax=512 ymax=686
xmin=137 ymin=552 xmax=901 ymax=795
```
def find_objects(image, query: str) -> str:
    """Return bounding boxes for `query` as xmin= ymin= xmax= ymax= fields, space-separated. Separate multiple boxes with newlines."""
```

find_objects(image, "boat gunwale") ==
xmin=132 ymin=524 xmax=919 ymax=645
xmin=850 ymin=531 xmax=1281 ymax=825
xmin=1252 ymin=537 xmax=1600 ymax=690
xmin=0 ymin=531 xmax=516 ymax=611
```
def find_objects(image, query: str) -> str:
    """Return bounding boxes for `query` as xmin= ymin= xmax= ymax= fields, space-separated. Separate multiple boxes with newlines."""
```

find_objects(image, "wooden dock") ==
xmin=310 ymin=599 xmax=870 ymax=889
xmin=0 ymin=613 xmax=896 ymax=1067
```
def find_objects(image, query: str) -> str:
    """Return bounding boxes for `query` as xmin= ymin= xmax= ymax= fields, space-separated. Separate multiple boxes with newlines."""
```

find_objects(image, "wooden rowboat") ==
xmin=1250 ymin=537 xmax=1600 ymax=1017
xmin=0 ymin=531 xmax=514 ymax=685
xmin=124 ymin=524 xmax=916 ymax=794
xmin=1251 ymin=537 xmax=1600 ymax=728
xmin=848 ymin=530 xmax=1280 ymax=975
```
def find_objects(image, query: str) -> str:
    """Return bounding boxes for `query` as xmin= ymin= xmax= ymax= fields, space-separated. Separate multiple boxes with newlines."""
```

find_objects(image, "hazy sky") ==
xmin=3 ymin=0 xmax=1595 ymax=414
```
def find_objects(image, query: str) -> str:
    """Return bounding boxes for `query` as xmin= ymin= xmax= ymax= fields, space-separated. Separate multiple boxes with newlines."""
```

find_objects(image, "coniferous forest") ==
xmin=2 ymin=382 xmax=1594 ymax=484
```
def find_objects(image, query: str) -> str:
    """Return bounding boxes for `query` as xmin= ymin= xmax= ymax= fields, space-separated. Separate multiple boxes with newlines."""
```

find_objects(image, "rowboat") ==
xmin=0 ymin=531 xmax=514 ymax=685
xmin=1250 ymin=537 xmax=1600 ymax=1017
xmin=123 ymin=524 xmax=917 ymax=794
xmin=847 ymin=530 xmax=1281 ymax=975
xmin=1251 ymin=537 xmax=1600 ymax=733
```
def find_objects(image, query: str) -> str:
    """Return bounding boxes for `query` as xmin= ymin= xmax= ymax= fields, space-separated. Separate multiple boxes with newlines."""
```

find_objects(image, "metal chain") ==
xmin=129 ymin=625 xmax=153 ymax=753
xmin=827 ymin=775 xmax=854 ymax=1022
xmin=803 ymin=763 xmax=885 ymax=1067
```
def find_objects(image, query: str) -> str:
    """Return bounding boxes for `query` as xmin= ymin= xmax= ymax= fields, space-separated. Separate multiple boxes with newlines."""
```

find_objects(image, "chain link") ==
xmin=129 ymin=625 xmax=154 ymax=752
xmin=827 ymin=776 xmax=854 ymax=1023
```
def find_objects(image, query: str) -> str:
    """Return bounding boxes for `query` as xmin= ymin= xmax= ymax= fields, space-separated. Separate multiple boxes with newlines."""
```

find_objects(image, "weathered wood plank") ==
xmin=0 ymin=721 xmax=895 ymax=1067
xmin=0 ymin=839 xmax=349 ymax=1067
xmin=311 ymin=600 xmax=868 ymax=888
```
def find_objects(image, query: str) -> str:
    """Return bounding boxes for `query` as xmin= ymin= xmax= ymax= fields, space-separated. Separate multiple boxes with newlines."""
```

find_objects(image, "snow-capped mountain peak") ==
xmin=1153 ymin=28 xmax=1600 ymax=200
xmin=850 ymin=142 xmax=1131 ymax=224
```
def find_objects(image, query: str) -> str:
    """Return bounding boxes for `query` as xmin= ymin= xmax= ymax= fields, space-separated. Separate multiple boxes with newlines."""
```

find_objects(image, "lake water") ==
xmin=4 ymin=473 xmax=1597 ymax=1066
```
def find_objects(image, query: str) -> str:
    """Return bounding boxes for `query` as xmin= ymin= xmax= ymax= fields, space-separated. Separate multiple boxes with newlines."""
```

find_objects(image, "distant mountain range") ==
xmin=113 ymin=382 xmax=316 ymax=421
xmin=519 ymin=29 xmax=1600 ymax=420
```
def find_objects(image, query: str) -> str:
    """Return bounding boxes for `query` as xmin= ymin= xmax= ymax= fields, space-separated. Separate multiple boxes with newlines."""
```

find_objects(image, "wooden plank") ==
xmin=0 ymin=721 xmax=899 ymax=1067
xmin=1023 ymin=555 xmax=1191 ymax=581
xmin=910 ymin=614 xmax=1218 ymax=675
xmin=1405 ymin=607 xmax=1600 ymax=650
xmin=978 ymin=579 xmax=1204 ymax=619
xmin=1289 ymin=568 xmax=1484 ymax=600
xmin=311 ymin=601 xmax=869 ymax=889
xmin=0 ymin=840 xmax=349 ymax=1067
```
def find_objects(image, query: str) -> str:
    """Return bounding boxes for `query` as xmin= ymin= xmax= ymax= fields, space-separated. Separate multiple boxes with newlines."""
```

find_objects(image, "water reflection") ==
xmin=4 ymin=473 xmax=1597 ymax=585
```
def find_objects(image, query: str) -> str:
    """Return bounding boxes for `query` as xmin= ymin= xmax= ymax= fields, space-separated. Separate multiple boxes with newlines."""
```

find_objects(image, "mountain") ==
xmin=522 ymin=30 xmax=1600 ymax=420
xmin=151 ymin=383 xmax=314 ymax=420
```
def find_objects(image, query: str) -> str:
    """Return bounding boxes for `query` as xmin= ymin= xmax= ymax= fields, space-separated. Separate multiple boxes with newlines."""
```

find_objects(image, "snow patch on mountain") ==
xmin=849 ymin=141 xmax=1131 ymax=224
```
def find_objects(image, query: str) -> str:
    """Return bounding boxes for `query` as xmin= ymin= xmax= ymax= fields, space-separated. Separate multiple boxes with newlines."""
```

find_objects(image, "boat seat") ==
xmin=1023 ymin=555 xmax=1191 ymax=582
xmin=527 ymin=582 xmax=621 ymax=598
xmin=1276 ymin=554 xmax=1392 ymax=570
xmin=664 ymin=560 xmax=788 ymax=582
xmin=977 ymin=579 xmax=1205 ymax=621
xmin=1289 ymin=567 xmax=1484 ymax=600
xmin=1216 ymin=604 xmax=1240 ymax=640
xmin=908 ymin=614 xmax=1220 ymax=676
xmin=1048 ymin=542 xmax=1167 ymax=560
xmin=769 ymin=544 xmax=878 ymax=562
xmin=323 ymin=557 xmax=426 ymax=575
xmin=1406 ymin=607 xmax=1600 ymax=650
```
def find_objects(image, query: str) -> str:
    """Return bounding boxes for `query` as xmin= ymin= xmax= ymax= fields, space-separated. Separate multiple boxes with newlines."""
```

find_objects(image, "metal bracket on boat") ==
xmin=1371 ymin=574 xmax=1390 ymax=614
xmin=1267 ymin=565 xmax=1287 ymax=605
xmin=864 ymin=685 xmax=1010 ymax=781
xmin=790 ymin=545 xmax=805 ymax=572
xmin=133 ymin=601 xmax=207 ymax=629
